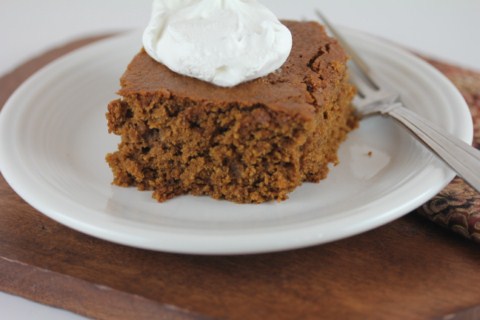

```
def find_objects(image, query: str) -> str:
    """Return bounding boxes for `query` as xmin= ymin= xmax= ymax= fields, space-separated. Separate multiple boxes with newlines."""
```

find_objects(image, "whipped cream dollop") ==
xmin=142 ymin=0 xmax=292 ymax=87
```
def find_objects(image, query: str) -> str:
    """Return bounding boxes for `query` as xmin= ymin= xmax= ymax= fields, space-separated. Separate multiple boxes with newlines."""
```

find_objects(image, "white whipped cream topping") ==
xmin=142 ymin=0 xmax=292 ymax=87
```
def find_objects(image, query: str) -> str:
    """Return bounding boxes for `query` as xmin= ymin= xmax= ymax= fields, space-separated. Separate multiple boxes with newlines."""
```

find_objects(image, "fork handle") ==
xmin=383 ymin=103 xmax=480 ymax=192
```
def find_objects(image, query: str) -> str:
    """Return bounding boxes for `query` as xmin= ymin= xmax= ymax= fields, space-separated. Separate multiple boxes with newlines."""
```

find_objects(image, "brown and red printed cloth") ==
xmin=417 ymin=59 xmax=480 ymax=243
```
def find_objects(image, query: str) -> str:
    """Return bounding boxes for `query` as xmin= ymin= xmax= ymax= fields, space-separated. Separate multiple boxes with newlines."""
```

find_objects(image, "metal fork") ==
xmin=316 ymin=10 xmax=480 ymax=193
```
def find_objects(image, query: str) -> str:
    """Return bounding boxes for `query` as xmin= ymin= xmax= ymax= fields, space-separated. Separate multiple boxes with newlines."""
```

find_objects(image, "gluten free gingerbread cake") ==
xmin=106 ymin=21 xmax=356 ymax=203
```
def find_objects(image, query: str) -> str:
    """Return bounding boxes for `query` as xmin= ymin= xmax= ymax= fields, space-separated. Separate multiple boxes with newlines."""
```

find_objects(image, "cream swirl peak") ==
xmin=142 ymin=0 xmax=292 ymax=87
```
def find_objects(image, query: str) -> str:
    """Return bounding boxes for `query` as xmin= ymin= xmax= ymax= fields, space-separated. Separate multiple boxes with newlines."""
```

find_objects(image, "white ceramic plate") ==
xmin=0 ymin=29 xmax=472 ymax=255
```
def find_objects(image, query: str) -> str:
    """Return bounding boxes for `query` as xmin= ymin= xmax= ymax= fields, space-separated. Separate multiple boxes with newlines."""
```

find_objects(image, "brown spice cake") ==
xmin=106 ymin=21 xmax=356 ymax=203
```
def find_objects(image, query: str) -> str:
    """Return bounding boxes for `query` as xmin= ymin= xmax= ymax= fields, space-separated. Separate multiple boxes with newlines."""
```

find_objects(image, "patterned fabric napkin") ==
xmin=417 ymin=59 xmax=480 ymax=243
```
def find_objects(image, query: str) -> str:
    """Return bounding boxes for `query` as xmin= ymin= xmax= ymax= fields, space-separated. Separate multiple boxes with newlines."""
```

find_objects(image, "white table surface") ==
xmin=1 ymin=0 xmax=479 ymax=319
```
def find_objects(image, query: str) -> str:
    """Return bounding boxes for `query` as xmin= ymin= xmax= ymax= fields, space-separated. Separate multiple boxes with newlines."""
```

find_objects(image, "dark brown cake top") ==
xmin=119 ymin=21 xmax=348 ymax=120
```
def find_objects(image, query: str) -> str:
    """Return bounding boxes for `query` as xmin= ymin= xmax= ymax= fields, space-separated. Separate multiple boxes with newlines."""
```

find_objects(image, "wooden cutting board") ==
xmin=1 ymin=35 xmax=479 ymax=320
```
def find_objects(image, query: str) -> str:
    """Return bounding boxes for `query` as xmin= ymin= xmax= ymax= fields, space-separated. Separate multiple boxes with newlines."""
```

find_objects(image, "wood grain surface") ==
xmin=1 ymin=35 xmax=480 ymax=320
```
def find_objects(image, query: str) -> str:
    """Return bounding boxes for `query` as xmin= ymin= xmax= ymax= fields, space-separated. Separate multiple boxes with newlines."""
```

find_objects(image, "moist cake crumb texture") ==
xmin=106 ymin=21 xmax=357 ymax=203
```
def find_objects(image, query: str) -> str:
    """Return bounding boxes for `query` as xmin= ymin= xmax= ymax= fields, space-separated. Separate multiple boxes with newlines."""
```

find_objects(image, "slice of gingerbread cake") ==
xmin=106 ymin=21 xmax=356 ymax=203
